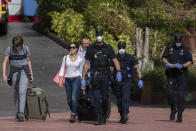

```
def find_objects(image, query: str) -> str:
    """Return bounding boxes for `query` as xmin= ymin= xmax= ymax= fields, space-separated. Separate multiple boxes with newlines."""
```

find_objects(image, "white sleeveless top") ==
xmin=59 ymin=55 xmax=83 ymax=78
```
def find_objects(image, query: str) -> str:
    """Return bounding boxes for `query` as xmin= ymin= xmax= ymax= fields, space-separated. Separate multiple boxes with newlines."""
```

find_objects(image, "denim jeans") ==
xmin=65 ymin=77 xmax=81 ymax=114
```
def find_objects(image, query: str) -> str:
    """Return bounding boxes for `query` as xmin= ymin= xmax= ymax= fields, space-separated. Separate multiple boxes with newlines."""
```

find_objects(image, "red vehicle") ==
xmin=0 ymin=0 xmax=9 ymax=34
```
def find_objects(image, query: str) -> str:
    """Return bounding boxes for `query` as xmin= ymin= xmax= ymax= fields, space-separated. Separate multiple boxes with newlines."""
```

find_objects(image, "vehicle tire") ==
xmin=2 ymin=22 xmax=8 ymax=35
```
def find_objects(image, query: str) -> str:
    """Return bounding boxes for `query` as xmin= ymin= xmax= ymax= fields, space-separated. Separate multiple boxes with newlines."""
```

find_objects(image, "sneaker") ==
xmin=16 ymin=112 xmax=24 ymax=122
xmin=69 ymin=114 xmax=76 ymax=123
xmin=15 ymin=118 xmax=19 ymax=122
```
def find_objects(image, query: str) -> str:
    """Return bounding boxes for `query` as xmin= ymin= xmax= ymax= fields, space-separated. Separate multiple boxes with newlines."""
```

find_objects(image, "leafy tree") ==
xmin=85 ymin=0 xmax=135 ymax=39
xmin=50 ymin=8 xmax=85 ymax=42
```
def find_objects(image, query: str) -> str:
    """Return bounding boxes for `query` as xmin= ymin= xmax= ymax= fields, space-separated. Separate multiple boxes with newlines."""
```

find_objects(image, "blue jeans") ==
xmin=65 ymin=78 xmax=81 ymax=114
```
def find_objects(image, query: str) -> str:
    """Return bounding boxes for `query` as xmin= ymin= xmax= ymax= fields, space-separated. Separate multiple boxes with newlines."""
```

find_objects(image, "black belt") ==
xmin=91 ymin=70 xmax=110 ymax=77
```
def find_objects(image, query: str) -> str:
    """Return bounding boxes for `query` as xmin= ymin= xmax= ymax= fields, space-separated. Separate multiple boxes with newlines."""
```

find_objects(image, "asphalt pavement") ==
xmin=0 ymin=22 xmax=69 ymax=116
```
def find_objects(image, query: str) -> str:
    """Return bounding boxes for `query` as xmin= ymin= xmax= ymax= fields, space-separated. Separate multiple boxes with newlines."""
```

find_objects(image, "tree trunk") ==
xmin=135 ymin=27 xmax=143 ymax=68
xmin=142 ymin=27 xmax=150 ymax=70
xmin=151 ymin=30 xmax=158 ymax=70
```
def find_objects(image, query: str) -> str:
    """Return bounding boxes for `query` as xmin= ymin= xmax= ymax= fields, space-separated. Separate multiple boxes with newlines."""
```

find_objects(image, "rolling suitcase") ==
xmin=25 ymin=86 xmax=50 ymax=120
xmin=77 ymin=89 xmax=95 ymax=121
xmin=77 ymin=89 xmax=111 ymax=121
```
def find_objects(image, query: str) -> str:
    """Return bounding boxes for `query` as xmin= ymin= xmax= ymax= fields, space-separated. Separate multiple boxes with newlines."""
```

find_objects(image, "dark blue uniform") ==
xmin=115 ymin=53 xmax=138 ymax=115
xmin=85 ymin=42 xmax=115 ymax=118
xmin=162 ymin=43 xmax=193 ymax=112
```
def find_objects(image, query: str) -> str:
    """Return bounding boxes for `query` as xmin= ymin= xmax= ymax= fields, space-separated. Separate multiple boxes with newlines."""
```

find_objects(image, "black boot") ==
xmin=102 ymin=113 xmax=107 ymax=125
xmin=121 ymin=112 xmax=129 ymax=124
xmin=119 ymin=112 xmax=123 ymax=123
xmin=69 ymin=114 xmax=76 ymax=123
xmin=177 ymin=111 xmax=182 ymax=123
xmin=94 ymin=113 xmax=102 ymax=125
xmin=170 ymin=109 xmax=177 ymax=120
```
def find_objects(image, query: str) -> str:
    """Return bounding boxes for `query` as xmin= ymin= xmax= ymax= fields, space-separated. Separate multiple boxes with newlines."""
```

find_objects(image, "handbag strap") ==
xmin=63 ymin=55 xmax=67 ymax=76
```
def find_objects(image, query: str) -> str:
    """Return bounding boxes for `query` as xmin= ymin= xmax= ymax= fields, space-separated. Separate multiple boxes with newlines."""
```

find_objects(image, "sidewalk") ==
xmin=0 ymin=107 xmax=196 ymax=131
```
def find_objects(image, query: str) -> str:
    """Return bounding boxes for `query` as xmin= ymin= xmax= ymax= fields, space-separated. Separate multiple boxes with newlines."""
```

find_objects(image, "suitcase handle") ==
xmin=28 ymin=83 xmax=36 ymax=96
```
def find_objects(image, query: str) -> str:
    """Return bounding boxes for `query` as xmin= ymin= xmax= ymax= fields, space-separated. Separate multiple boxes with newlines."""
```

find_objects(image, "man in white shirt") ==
xmin=77 ymin=36 xmax=90 ymax=65
xmin=78 ymin=36 xmax=90 ymax=76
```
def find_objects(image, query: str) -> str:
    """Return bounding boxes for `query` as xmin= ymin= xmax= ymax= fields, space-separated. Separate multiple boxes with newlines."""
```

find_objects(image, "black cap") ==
xmin=118 ymin=41 xmax=126 ymax=48
xmin=96 ymin=29 xmax=103 ymax=36
xmin=173 ymin=31 xmax=183 ymax=43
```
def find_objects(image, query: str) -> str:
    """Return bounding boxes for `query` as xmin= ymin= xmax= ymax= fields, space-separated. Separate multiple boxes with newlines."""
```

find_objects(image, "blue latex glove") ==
xmin=165 ymin=63 xmax=170 ymax=68
xmin=126 ymin=66 xmax=131 ymax=70
xmin=138 ymin=80 xmax=143 ymax=88
xmin=116 ymin=72 xmax=122 ymax=82
xmin=128 ymin=74 xmax=131 ymax=78
xmin=81 ymin=79 xmax=86 ymax=88
xmin=176 ymin=64 xmax=183 ymax=69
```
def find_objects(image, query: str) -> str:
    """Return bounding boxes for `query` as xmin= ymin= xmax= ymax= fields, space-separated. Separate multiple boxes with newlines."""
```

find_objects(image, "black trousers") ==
xmin=166 ymin=70 xmax=187 ymax=112
xmin=115 ymin=81 xmax=133 ymax=114
xmin=91 ymin=74 xmax=110 ymax=114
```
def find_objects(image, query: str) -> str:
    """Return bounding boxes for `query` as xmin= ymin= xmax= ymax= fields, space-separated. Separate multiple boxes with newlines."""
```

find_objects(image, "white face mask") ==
xmin=96 ymin=36 xmax=103 ymax=43
xmin=119 ymin=49 xmax=125 ymax=55
xmin=176 ymin=42 xmax=182 ymax=47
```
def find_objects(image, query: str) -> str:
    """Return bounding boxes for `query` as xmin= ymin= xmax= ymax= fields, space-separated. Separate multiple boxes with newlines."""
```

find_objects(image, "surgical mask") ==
xmin=96 ymin=36 xmax=103 ymax=43
xmin=119 ymin=49 xmax=125 ymax=54
xmin=176 ymin=42 xmax=182 ymax=47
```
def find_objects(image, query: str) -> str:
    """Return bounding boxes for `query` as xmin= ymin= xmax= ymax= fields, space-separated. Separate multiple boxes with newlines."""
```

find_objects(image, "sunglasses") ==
xmin=69 ymin=46 xmax=76 ymax=49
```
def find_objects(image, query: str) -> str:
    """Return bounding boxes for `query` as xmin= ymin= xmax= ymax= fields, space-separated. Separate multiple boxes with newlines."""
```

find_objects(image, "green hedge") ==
xmin=187 ymin=67 xmax=196 ymax=92
xmin=143 ymin=63 xmax=196 ymax=92
xmin=50 ymin=9 xmax=85 ymax=42
xmin=142 ymin=66 xmax=166 ymax=92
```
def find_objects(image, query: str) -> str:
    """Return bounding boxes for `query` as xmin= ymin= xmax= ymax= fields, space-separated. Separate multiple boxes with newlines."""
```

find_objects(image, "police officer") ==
xmin=81 ymin=29 xmax=122 ymax=125
xmin=114 ymin=41 xmax=143 ymax=124
xmin=162 ymin=31 xmax=193 ymax=123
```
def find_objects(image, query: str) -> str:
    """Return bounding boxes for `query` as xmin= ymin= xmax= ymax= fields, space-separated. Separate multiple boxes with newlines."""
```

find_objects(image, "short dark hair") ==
xmin=82 ymin=36 xmax=90 ymax=41
xmin=69 ymin=42 xmax=79 ymax=48
xmin=12 ymin=36 xmax=23 ymax=47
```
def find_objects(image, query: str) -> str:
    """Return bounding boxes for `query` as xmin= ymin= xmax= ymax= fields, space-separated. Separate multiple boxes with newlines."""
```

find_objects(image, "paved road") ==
xmin=0 ymin=107 xmax=196 ymax=131
xmin=0 ymin=22 xmax=69 ymax=116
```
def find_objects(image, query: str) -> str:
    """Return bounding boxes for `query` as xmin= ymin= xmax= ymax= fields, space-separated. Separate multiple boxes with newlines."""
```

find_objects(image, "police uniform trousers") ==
xmin=167 ymin=70 xmax=187 ymax=112
xmin=91 ymin=74 xmax=110 ymax=114
xmin=116 ymin=81 xmax=132 ymax=114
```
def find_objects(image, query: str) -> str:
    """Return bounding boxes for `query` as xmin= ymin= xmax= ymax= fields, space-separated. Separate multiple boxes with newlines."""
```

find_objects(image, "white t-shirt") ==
xmin=59 ymin=55 xmax=83 ymax=78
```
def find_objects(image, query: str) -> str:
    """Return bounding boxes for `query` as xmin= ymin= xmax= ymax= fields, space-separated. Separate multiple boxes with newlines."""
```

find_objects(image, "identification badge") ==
xmin=169 ymin=48 xmax=173 ymax=54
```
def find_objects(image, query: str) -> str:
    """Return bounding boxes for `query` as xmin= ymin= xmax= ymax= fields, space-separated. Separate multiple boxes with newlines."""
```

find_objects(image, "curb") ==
xmin=32 ymin=23 xmax=69 ymax=49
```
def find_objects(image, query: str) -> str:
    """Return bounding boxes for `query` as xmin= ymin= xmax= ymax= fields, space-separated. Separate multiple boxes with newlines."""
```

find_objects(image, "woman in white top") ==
xmin=58 ymin=42 xmax=83 ymax=123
